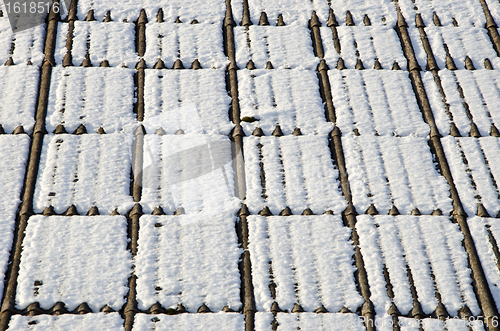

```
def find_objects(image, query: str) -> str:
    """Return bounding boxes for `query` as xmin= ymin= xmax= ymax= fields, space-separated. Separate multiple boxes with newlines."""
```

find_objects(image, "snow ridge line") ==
xmin=0 ymin=1 xmax=61 ymax=330
xmin=309 ymin=11 xmax=375 ymax=331
xmin=225 ymin=2 xmax=255 ymax=331
xmin=394 ymin=4 xmax=500 ymax=329
xmin=414 ymin=17 xmax=500 ymax=138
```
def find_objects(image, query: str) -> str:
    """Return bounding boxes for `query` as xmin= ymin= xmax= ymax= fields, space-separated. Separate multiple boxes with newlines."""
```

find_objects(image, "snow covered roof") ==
xmin=1 ymin=0 xmax=500 ymax=330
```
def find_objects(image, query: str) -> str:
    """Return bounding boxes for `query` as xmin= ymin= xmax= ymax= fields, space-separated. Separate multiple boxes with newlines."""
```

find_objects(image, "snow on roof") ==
xmin=16 ymin=216 xmax=132 ymax=312
xmin=1 ymin=0 xmax=500 ymax=329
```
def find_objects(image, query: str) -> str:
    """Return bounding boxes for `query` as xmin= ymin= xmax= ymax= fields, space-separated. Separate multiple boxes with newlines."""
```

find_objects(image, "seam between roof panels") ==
xmin=0 ymin=0 xmax=61 ymax=329
xmin=225 ymin=1 xmax=255 ymax=331
xmin=310 ymin=9 xmax=376 ymax=331
xmin=394 ymin=2 xmax=500 ymax=329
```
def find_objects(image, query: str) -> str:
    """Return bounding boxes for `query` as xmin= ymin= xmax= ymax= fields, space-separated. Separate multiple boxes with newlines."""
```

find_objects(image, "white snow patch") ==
xmin=321 ymin=27 xmax=406 ymax=70
xmin=243 ymin=135 xmax=346 ymax=215
xmin=47 ymin=67 xmax=137 ymax=134
xmin=441 ymin=137 xmax=500 ymax=218
xmin=135 ymin=213 xmax=242 ymax=312
xmin=140 ymin=134 xmax=239 ymax=215
xmin=247 ymin=215 xmax=363 ymax=313
xmin=254 ymin=312 xmax=365 ymax=331
xmin=234 ymin=26 xmax=318 ymax=70
xmin=357 ymin=215 xmax=479 ymax=317
xmin=254 ymin=313 xmax=274 ymax=331
xmin=0 ymin=19 xmax=45 ymax=66
xmin=328 ymin=70 xmax=429 ymax=137
xmin=133 ymin=313 xmax=245 ymax=331
xmin=237 ymin=69 xmax=332 ymax=136
xmin=144 ymin=69 xmax=233 ymax=135
xmin=16 ymin=216 xmax=132 ymax=311
xmin=0 ymin=135 xmax=31 ymax=217
xmin=55 ymin=22 xmax=138 ymax=67
xmin=7 ymin=313 xmax=124 ymax=331
xmin=77 ymin=0 xmax=226 ymax=23
xmin=409 ymin=27 xmax=499 ymax=70
xmin=34 ymin=134 xmax=135 ymax=215
xmin=144 ymin=23 xmax=228 ymax=69
xmin=375 ymin=315 xmax=394 ymax=331
xmin=398 ymin=0 xmax=486 ymax=27
xmin=343 ymin=135 xmax=452 ymax=215
xmin=0 ymin=66 xmax=38 ymax=133
xmin=0 ymin=135 xmax=30 ymax=304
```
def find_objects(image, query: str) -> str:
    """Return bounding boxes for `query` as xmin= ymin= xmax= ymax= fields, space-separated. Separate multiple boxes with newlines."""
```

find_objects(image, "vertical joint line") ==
xmin=0 ymin=1 xmax=61 ymax=329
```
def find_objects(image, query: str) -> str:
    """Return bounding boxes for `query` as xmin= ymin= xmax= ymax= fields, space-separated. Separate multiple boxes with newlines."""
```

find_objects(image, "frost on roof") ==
xmin=328 ymin=70 xmax=429 ymax=137
xmin=234 ymin=26 xmax=319 ymax=70
xmin=34 ymin=134 xmax=135 ymax=215
xmin=442 ymin=137 xmax=500 ymax=218
xmin=140 ymin=134 xmax=239 ymax=215
xmin=469 ymin=217 xmax=500 ymax=313
xmin=0 ymin=135 xmax=30 ymax=304
xmin=237 ymin=69 xmax=332 ymax=136
xmin=398 ymin=0 xmax=485 ymax=27
xmin=135 ymin=213 xmax=242 ymax=312
xmin=243 ymin=135 xmax=346 ymax=215
xmin=321 ymin=26 xmax=406 ymax=70
xmin=46 ymin=67 xmax=137 ymax=134
xmin=423 ymin=70 xmax=500 ymax=137
xmin=408 ymin=27 xmax=500 ymax=71
xmin=0 ymin=18 xmax=45 ymax=66
xmin=133 ymin=313 xmax=245 ymax=331
xmin=0 ymin=66 xmax=39 ymax=133
xmin=248 ymin=215 xmax=362 ymax=313
xmin=16 ymin=216 xmax=132 ymax=311
xmin=342 ymin=135 xmax=453 ymax=215
xmin=357 ymin=215 xmax=479 ymax=317
xmin=77 ymin=0 xmax=226 ymax=23
xmin=255 ymin=312 xmax=365 ymax=331
xmin=143 ymin=70 xmax=233 ymax=135
xmin=144 ymin=23 xmax=228 ymax=69
xmin=55 ymin=22 xmax=138 ymax=67
xmin=7 ymin=313 xmax=125 ymax=330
